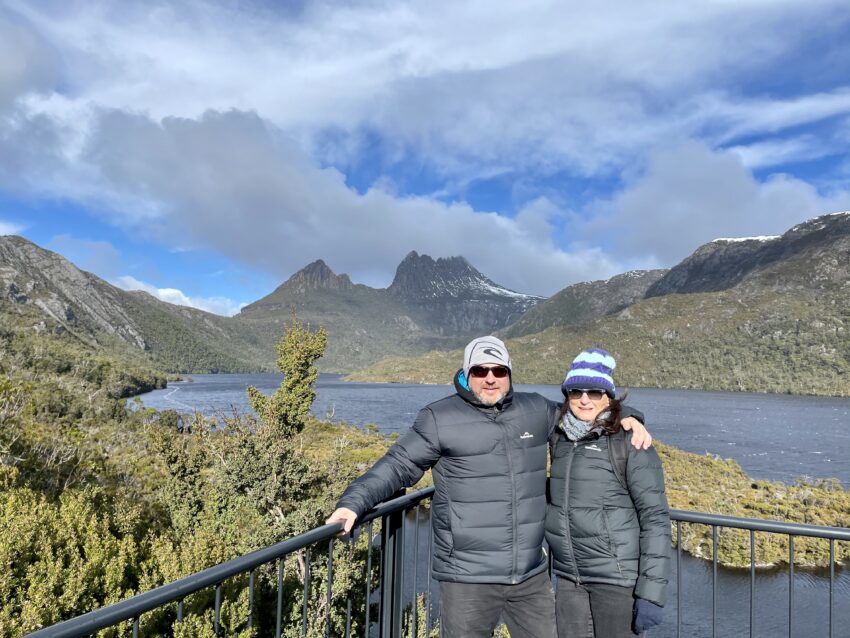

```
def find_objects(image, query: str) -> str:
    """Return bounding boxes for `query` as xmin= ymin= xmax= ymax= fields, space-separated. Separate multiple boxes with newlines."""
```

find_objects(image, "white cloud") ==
xmin=12 ymin=0 xmax=850 ymax=179
xmin=113 ymin=275 xmax=246 ymax=317
xmin=0 ymin=6 xmax=58 ymax=112
xmin=587 ymin=142 xmax=850 ymax=266
xmin=68 ymin=108 xmax=605 ymax=295
xmin=2 ymin=0 xmax=850 ymax=299
xmin=703 ymin=89 xmax=850 ymax=145
xmin=0 ymin=220 xmax=24 ymax=235
xmin=726 ymin=135 xmax=830 ymax=169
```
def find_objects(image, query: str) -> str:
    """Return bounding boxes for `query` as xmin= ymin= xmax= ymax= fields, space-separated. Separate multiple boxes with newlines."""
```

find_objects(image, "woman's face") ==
xmin=568 ymin=389 xmax=611 ymax=422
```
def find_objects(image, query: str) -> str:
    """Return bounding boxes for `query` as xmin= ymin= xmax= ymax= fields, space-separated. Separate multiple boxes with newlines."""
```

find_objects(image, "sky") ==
xmin=2 ymin=0 xmax=850 ymax=316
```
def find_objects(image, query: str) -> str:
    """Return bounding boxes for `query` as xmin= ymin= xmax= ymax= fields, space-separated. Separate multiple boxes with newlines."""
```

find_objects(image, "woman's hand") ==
xmin=633 ymin=598 xmax=664 ymax=632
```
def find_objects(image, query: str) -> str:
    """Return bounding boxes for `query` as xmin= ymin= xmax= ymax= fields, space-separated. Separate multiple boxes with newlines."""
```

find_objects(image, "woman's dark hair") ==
xmin=558 ymin=392 xmax=628 ymax=435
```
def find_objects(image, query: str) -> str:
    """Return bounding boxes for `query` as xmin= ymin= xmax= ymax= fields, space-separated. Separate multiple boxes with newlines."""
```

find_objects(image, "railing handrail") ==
xmin=24 ymin=487 xmax=436 ymax=638
xmin=670 ymin=508 xmax=850 ymax=541
xmin=25 ymin=490 xmax=848 ymax=638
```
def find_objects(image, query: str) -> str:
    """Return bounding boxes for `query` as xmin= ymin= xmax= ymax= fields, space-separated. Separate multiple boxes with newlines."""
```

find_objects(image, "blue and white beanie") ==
xmin=561 ymin=347 xmax=616 ymax=398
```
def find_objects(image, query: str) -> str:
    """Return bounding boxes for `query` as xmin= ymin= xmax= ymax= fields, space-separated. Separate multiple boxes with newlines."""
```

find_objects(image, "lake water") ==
xmin=138 ymin=374 xmax=850 ymax=637
xmin=139 ymin=373 xmax=850 ymax=486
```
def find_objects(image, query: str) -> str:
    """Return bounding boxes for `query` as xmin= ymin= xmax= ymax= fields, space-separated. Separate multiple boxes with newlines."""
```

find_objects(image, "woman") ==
xmin=545 ymin=348 xmax=670 ymax=637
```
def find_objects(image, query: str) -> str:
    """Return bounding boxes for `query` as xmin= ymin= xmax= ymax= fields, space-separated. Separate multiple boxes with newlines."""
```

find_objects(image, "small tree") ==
xmin=247 ymin=316 xmax=327 ymax=439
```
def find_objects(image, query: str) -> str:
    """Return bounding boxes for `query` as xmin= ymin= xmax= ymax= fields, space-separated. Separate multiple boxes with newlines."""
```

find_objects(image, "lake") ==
xmin=139 ymin=373 xmax=850 ymax=486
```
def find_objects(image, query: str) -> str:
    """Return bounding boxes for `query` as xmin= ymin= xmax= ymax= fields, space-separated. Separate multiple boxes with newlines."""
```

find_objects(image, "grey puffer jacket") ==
xmin=336 ymin=370 xmax=558 ymax=584
xmin=545 ymin=426 xmax=671 ymax=606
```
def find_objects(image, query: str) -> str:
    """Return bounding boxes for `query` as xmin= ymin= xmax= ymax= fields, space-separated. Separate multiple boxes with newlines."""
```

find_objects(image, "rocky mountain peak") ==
xmin=388 ymin=251 xmax=534 ymax=301
xmin=783 ymin=210 xmax=850 ymax=242
xmin=279 ymin=259 xmax=353 ymax=294
xmin=238 ymin=259 xmax=355 ymax=314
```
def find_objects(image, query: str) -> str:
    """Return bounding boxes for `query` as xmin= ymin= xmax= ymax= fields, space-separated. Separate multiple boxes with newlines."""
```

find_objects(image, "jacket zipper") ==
xmin=495 ymin=406 xmax=520 ymax=584
xmin=564 ymin=440 xmax=581 ymax=583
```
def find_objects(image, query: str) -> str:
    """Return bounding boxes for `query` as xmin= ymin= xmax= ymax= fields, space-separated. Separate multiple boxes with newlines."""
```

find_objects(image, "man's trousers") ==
xmin=439 ymin=571 xmax=556 ymax=638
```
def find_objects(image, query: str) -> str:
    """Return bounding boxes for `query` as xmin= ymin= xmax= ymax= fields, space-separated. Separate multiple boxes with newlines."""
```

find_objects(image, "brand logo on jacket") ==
xmin=585 ymin=444 xmax=603 ymax=452
xmin=520 ymin=432 xmax=534 ymax=439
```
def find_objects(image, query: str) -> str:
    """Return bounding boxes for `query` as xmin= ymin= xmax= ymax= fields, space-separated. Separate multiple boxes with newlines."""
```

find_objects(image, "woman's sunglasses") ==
xmin=468 ymin=366 xmax=510 ymax=379
xmin=566 ymin=389 xmax=607 ymax=401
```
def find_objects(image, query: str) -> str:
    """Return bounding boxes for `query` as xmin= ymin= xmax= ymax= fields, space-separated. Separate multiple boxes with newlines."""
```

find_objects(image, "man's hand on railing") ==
xmin=326 ymin=507 xmax=358 ymax=535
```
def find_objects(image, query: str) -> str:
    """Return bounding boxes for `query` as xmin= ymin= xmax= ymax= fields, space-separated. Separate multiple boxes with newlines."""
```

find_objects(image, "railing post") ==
xmin=380 ymin=490 xmax=406 ymax=638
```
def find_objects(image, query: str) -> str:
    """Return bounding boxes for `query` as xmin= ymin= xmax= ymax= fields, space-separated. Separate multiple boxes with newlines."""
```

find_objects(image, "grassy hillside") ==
xmin=659 ymin=441 xmax=849 ymax=567
xmin=501 ymin=269 xmax=666 ymax=339
xmin=348 ymin=288 xmax=850 ymax=396
xmin=119 ymin=292 xmax=272 ymax=373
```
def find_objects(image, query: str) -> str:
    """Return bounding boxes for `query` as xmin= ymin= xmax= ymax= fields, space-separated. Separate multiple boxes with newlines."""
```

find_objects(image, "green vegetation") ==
xmin=119 ymin=293 xmax=272 ymax=374
xmin=659 ymin=442 xmax=850 ymax=568
xmin=348 ymin=288 xmax=850 ymax=396
xmin=0 ymin=315 xmax=392 ymax=637
xmin=1 ymin=301 xmax=847 ymax=636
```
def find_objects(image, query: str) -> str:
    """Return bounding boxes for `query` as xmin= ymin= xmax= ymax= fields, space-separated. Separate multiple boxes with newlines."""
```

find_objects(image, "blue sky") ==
xmin=2 ymin=1 xmax=850 ymax=315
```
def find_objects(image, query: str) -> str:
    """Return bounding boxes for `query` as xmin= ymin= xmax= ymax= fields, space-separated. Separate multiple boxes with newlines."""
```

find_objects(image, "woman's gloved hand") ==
xmin=633 ymin=598 xmax=664 ymax=633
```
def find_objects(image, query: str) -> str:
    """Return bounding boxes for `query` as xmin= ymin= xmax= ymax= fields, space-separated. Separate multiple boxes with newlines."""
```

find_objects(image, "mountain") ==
xmin=348 ymin=212 xmax=850 ymax=397
xmin=387 ymin=251 xmax=542 ymax=334
xmin=646 ymin=212 xmax=850 ymax=297
xmin=235 ymin=261 xmax=415 ymax=371
xmin=234 ymin=251 xmax=543 ymax=371
xmin=0 ymin=236 xmax=266 ymax=373
xmin=1 ymin=238 xmax=546 ymax=374
xmin=500 ymin=269 xmax=666 ymax=339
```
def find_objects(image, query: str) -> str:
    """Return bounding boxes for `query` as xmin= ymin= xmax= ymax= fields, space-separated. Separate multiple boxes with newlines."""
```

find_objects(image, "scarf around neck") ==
xmin=560 ymin=409 xmax=611 ymax=441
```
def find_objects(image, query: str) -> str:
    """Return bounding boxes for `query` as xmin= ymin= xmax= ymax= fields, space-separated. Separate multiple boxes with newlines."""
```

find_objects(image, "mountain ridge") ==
xmin=347 ymin=211 xmax=850 ymax=396
xmin=6 ymin=209 xmax=849 ymax=388
xmin=233 ymin=251 xmax=544 ymax=369
xmin=0 ymin=238 xmax=548 ymax=373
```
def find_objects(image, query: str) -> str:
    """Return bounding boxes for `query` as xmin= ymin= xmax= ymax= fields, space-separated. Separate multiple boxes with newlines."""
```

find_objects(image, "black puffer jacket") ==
xmin=545 ymin=427 xmax=671 ymax=605
xmin=336 ymin=371 xmax=558 ymax=584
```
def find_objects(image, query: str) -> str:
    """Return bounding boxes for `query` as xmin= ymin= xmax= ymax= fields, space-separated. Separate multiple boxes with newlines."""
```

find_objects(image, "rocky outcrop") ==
xmin=0 ymin=236 xmax=150 ymax=349
xmin=240 ymin=259 xmax=356 ymax=312
xmin=386 ymin=251 xmax=542 ymax=335
xmin=645 ymin=211 xmax=850 ymax=298
xmin=0 ymin=235 xmax=265 ymax=372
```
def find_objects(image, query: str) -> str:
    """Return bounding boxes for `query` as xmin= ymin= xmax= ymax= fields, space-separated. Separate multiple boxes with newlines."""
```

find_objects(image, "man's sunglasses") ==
xmin=566 ymin=389 xmax=607 ymax=401
xmin=468 ymin=366 xmax=510 ymax=379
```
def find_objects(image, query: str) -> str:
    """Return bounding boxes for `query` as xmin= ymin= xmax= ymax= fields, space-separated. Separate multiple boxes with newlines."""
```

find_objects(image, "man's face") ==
xmin=468 ymin=365 xmax=511 ymax=406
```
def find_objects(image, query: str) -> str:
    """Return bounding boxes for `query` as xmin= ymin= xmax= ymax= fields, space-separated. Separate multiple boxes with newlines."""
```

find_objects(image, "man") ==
xmin=326 ymin=336 xmax=649 ymax=638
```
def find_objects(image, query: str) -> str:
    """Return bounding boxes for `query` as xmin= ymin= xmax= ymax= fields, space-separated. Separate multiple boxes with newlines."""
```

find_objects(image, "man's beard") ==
xmin=474 ymin=389 xmax=505 ymax=406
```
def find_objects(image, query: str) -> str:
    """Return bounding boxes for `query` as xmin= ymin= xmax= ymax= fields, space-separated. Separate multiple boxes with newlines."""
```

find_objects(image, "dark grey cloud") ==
xmin=0 ymin=7 xmax=59 ymax=112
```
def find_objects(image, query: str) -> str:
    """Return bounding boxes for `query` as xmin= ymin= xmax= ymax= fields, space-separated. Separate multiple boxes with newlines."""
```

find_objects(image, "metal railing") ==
xmin=25 ymin=488 xmax=436 ymax=638
xmin=24 ymin=496 xmax=850 ymax=638
xmin=670 ymin=509 xmax=850 ymax=638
